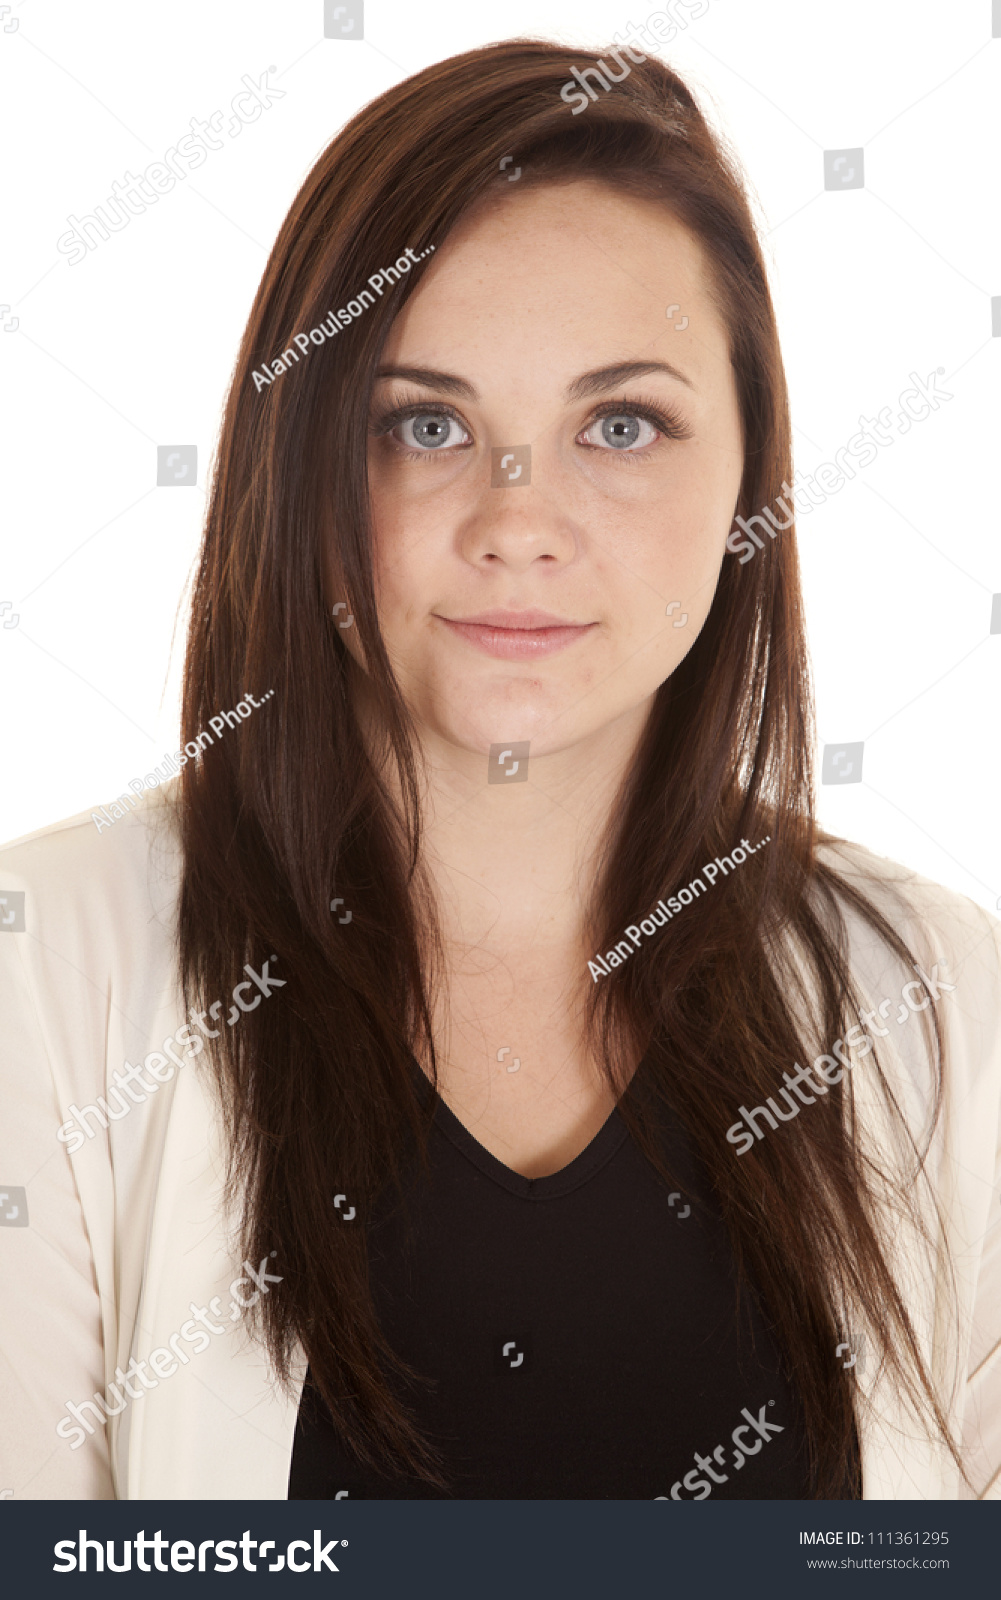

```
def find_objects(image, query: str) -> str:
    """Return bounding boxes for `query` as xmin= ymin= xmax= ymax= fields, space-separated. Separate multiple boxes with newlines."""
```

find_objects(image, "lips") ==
xmin=435 ymin=609 xmax=597 ymax=660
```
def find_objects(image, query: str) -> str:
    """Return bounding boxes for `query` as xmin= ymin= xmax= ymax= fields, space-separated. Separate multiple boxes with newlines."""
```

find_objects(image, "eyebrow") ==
xmin=374 ymin=358 xmax=695 ymax=402
xmin=565 ymin=360 xmax=695 ymax=399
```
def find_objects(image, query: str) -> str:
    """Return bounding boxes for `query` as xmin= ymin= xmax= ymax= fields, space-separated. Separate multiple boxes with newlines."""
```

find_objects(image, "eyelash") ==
xmin=369 ymin=392 xmax=692 ymax=462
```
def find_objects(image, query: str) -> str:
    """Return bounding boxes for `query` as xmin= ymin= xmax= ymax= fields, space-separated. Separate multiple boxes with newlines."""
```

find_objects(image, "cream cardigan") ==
xmin=1 ymin=783 xmax=999 ymax=1500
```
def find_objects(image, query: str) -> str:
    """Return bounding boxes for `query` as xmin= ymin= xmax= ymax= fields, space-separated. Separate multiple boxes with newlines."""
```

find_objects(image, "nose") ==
xmin=456 ymin=464 xmax=579 ymax=572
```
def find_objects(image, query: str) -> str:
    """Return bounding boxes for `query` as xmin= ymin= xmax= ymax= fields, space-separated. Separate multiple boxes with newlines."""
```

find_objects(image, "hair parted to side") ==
xmin=178 ymin=39 xmax=960 ymax=1496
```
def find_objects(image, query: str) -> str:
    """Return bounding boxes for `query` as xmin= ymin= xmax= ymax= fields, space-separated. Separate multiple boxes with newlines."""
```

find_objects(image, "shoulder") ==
xmin=815 ymin=835 xmax=1001 ymax=1018
xmin=767 ymin=836 xmax=1001 ymax=1150
xmin=0 ymin=779 xmax=183 ymax=954
xmin=0 ymin=782 xmax=185 ymax=1105
xmin=816 ymin=833 xmax=994 ymax=936
xmin=813 ymin=837 xmax=1001 ymax=1175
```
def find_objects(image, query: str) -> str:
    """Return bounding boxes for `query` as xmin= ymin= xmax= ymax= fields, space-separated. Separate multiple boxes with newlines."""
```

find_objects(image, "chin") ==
xmin=428 ymin=683 xmax=586 ymax=758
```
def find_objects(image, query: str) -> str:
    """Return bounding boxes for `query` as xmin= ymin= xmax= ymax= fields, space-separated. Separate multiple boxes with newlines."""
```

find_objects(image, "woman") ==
xmin=1 ymin=40 xmax=999 ymax=1503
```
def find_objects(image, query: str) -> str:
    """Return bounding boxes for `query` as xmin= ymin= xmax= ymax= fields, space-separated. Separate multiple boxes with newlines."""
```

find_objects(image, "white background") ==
xmin=1 ymin=0 xmax=998 ymax=911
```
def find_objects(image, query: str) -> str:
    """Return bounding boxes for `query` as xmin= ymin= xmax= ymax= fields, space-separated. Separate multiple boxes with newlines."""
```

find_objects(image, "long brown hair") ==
xmin=178 ymin=39 xmax=957 ymax=1496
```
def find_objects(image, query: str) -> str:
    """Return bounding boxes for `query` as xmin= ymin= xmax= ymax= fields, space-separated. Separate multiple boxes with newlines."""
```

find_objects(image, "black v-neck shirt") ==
xmin=288 ymin=1055 xmax=859 ymax=1499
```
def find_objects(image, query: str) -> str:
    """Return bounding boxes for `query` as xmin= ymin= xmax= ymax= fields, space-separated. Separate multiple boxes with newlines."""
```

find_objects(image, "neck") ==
xmin=407 ymin=706 xmax=652 ymax=957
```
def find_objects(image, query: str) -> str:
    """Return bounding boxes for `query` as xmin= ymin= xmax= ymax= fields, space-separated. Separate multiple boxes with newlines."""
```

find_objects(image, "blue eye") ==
xmin=392 ymin=412 xmax=471 ymax=451
xmin=602 ymin=415 xmax=641 ymax=448
xmin=581 ymin=413 xmax=660 ymax=451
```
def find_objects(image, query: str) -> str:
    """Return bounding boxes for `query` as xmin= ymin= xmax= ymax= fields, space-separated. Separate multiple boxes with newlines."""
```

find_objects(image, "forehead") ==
xmin=379 ymin=178 xmax=731 ymax=386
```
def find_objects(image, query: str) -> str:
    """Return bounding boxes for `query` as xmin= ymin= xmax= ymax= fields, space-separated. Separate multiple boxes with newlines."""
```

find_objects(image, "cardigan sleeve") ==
xmin=816 ymin=838 xmax=1001 ymax=1499
xmin=958 ymin=908 xmax=1001 ymax=1498
xmin=0 ymin=792 xmax=184 ymax=1500
xmin=0 ymin=841 xmax=115 ymax=1498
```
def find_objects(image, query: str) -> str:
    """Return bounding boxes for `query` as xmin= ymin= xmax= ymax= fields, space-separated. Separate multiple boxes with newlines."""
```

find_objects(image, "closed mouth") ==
xmin=434 ymin=610 xmax=597 ymax=659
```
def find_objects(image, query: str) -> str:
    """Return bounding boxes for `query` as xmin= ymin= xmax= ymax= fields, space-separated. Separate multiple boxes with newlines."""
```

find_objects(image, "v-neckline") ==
xmin=408 ymin=1055 xmax=646 ymax=1200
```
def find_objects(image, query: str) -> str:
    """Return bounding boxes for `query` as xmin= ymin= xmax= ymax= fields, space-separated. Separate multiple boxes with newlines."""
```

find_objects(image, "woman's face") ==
xmin=357 ymin=177 xmax=743 ymax=763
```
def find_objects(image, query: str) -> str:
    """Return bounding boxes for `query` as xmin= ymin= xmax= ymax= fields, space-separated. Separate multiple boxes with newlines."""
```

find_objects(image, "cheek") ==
xmin=594 ymin=477 xmax=730 ymax=619
xmin=662 ymin=438 xmax=741 ymax=570
xmin=368 ymin=506 xmax=456 ymax=663
xmin=583 ymin=462 xmax=738 ymax=694
xmin=371 ymin=518 xmax=426 ymax=619
xmin=368 ymin=435 xmax=482 ymax=576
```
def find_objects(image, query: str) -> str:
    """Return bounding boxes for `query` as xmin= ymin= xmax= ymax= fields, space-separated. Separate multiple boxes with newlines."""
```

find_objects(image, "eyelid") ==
xmin=580 ymin=394 xmax=693 ymax=443
xmin=369 ymin=397 xmax=474 ymax=463
xmin=369 ymin=395 xmax=470 ymax=437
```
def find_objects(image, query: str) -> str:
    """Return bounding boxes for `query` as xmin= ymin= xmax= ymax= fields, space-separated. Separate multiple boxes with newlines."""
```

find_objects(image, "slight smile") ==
xmin=434 ymin=609 xmax=598 ymax=660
